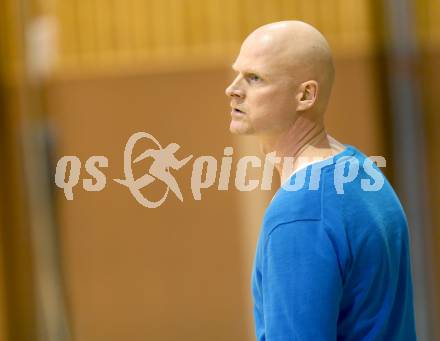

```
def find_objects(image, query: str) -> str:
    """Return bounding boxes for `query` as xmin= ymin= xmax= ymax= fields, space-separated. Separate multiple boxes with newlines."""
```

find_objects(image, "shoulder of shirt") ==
xmin=262 ymin=145 xmax=364 ymax=236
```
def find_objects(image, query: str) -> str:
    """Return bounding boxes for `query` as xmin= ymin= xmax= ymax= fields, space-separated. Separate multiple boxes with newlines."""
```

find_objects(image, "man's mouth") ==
xmin=232 ymin=108 xmax=245 ymax=114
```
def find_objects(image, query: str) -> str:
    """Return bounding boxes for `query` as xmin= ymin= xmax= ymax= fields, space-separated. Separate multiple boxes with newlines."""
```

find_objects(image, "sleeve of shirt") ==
xmin=261 ymin=220 xmax=343 ymax=340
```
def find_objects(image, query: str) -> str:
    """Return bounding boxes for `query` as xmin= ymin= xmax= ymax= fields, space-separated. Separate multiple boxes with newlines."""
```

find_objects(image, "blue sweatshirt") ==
xmin=252 ymin=146 xmax=417 ymax=340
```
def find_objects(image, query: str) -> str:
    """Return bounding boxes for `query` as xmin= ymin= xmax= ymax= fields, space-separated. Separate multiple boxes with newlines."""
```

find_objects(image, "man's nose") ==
xmin=225 ymin=77 xmax=245 ymax=98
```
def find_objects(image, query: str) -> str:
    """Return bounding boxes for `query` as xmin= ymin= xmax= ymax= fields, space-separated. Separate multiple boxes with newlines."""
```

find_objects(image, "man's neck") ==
xmin=258 ymin=116 xmax=346 ymax=184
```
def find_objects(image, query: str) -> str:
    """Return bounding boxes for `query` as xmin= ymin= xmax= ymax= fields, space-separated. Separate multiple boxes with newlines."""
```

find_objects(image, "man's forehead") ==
xmin=231 ymin=56 xmax=271 ymax=77
xmin=242 ymin=33 xmax=284 ymax=58
xmin=232 ymin=39 xmax=291 ymax=76
xmin=232 ymin=54 xmax=267 ymax=72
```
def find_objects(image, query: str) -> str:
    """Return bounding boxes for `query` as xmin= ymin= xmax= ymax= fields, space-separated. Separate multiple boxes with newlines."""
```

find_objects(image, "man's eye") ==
xmin=248 ymin=74 xmax=261 ymax=82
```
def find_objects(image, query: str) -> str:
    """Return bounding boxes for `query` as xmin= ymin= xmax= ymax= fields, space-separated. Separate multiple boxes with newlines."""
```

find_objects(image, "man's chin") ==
xmin=229 ymin=121 xmax=254 ymax=135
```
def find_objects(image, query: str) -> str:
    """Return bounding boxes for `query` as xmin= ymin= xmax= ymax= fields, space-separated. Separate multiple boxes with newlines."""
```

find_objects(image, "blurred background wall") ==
xmin=0 ymin=0 xmax=438 ymax=340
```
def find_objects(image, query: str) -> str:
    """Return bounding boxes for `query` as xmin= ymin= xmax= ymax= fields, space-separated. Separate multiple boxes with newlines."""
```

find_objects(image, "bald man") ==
xmin=226 ymin=21 xmax=416 ymax=340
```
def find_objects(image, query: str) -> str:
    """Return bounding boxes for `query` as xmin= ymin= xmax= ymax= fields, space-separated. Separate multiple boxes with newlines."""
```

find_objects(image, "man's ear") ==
xmin=295 ymin=80 xmax=319 ymax=112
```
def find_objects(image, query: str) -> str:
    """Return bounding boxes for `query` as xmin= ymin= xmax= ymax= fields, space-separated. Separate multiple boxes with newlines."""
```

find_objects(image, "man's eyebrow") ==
xmin=231 ymin=66 xmax=264 ymax=77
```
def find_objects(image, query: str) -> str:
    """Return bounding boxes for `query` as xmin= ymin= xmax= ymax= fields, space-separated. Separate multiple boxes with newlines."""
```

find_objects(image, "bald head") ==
xmin=238 ymin=21 xmax=335 ymax=115
xmin=226 ymin=21 xmax=335 ymax=136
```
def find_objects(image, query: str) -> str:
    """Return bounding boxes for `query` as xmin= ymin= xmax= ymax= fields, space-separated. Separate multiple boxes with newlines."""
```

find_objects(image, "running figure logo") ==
xmin=114 ymin=132 xmax=193 ymax=208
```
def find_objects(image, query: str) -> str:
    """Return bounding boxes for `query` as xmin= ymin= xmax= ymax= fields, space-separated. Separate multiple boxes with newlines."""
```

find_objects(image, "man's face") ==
xmin=225 ymin=35 xmax=299 ymax=136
